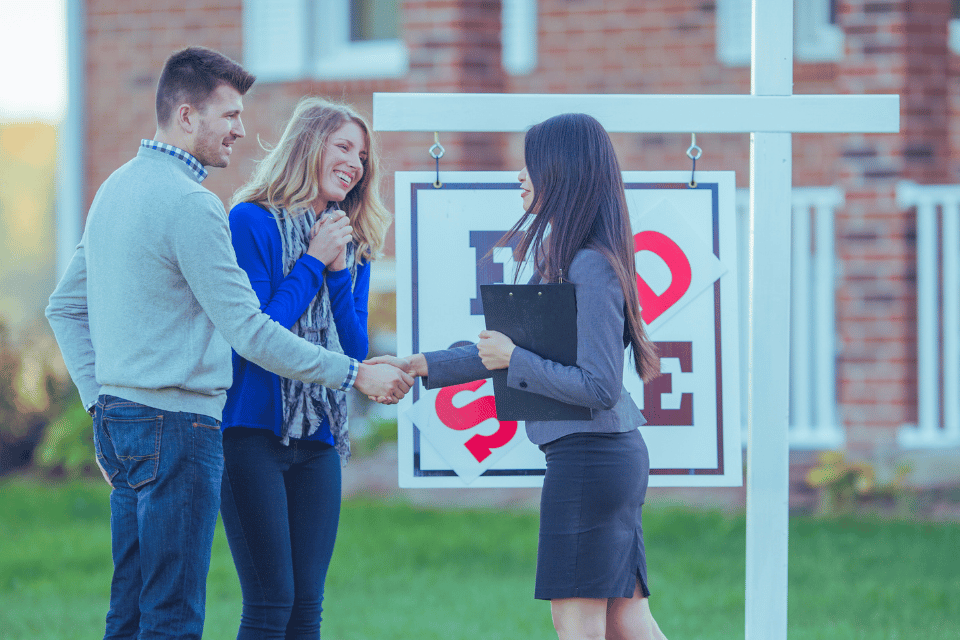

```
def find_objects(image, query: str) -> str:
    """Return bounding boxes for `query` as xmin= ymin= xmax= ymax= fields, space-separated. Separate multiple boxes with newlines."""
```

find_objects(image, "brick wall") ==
xmin=85 ymin=0 xmax=508 ymax=254
xmin=82 ymin=0 xmax=954 ymax=451
xmin=833 ymin=1 xmax=952 ymax=449
xmin=84 ymin=0 xmax=245 ymax=211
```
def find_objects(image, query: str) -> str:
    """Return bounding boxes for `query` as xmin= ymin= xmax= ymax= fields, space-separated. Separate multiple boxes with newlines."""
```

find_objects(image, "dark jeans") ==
xmin=92 ymin=395 xmax=224 ymax=640
xmin=219 ymin=428 xmax=342 ymax=640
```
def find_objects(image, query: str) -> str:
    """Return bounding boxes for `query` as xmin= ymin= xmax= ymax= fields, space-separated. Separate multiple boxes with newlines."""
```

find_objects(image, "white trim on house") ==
xmin=717 ymin=0 xmax=843 ymax=66
xmin=736 ymin=187 xmax=846 ymax=450
xmin=243 ymin=0 xmax=310 ymax=82
xmin=313 ymin=0 xmax=408 ymax=79
xmin=58 ymin=0 xmax=84 ymax=279
xmin=949 ymin=19 xmax=960 ymax=56
xmin=502 ymin=0 xmax=538 ymax=75
xmin=717 ymin=0 xmax=752 ymax=66
xmin=897 ymin=182 xmax=960 ymax=449
xmin=243 ymin=0 xmax=409 ymax=82
xmin=794 ymin=0 xmax=843 ymax=61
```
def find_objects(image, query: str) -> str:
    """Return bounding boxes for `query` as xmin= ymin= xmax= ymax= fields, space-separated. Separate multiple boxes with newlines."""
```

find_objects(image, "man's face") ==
xmin=191 ymin=84 xmax=245 ymax=168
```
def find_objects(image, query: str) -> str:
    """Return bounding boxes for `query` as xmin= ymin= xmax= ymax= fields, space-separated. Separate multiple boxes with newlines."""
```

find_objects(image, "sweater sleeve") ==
xmin=45 ymin=238 xmax=99 ymax=410
xmin=173 ymin=193 xmax=356 ymax=390
xmin=505 ymin=250 xmax=625 ymax=410
xmin=229 ymin=203 xmax=325 ymax=329
xmin=325 ymin=260 xmax=371 ymax=361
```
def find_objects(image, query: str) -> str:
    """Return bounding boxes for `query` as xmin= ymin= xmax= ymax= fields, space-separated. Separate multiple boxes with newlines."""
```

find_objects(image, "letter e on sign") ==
xmin=643 ymin=341 xmax=694 ymax=426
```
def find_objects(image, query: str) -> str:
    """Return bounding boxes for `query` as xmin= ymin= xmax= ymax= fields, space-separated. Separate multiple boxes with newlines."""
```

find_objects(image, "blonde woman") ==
xmin=219 ymin=97 xmax=392 ymax=639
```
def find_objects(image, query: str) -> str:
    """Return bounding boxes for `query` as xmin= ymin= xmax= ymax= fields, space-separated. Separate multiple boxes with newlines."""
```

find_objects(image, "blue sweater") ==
xmin=222 ymin=202 xmax=371 ymax=444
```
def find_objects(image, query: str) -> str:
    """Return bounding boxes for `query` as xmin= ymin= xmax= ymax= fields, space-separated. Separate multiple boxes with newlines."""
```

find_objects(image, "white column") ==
xmin=813 ymin=191 xmax=844 ymax=446
xmin=56 ymin=0 xmax=85 ymax=278
xmin=902 ymin=189 xmax=939 ymax=446
xmin=790 ymin=200 xmax=812 ymax=435
xmin=897 ymin=183 xmax=960 ymax=448
xmin=943 ymin=199 xmax=960 ymax=443
xmin=745 ymin=0 xmax=793 ymax=638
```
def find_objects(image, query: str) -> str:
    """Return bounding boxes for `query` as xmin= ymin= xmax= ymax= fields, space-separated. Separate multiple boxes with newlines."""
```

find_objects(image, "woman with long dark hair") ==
xmin=369 ymin=113 xmax=668 ymax=640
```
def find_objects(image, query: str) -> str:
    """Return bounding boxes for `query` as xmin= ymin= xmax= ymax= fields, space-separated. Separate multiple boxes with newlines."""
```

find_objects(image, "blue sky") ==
xmin=0 ymin=0 xmax=66 ymax=122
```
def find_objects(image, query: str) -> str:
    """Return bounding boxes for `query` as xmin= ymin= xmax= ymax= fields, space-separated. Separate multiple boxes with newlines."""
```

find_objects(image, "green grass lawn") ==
xmin=0 ymin=476 xmax=957 ymax=639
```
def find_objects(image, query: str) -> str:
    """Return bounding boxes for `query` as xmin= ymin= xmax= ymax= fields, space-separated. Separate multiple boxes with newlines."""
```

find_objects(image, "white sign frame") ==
xmin=395 ymin=170 xmax=742 ymax=489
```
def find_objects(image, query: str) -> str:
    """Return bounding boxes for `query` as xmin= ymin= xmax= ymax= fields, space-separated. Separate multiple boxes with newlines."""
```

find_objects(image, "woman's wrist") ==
xmin=409 ymin=353 xmax=428 ymax=377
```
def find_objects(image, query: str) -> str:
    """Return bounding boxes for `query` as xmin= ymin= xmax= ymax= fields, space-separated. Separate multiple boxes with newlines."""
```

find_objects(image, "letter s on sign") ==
xmin=435 ymin=380 xmax=518 ymax=463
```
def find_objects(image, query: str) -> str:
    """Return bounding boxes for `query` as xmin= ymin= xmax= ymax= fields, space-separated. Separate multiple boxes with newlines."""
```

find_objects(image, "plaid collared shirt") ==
xmin=340 ymin=357 xmax=359 ymax=391
xmin=140 ymin=139 xmax=208 ymax=183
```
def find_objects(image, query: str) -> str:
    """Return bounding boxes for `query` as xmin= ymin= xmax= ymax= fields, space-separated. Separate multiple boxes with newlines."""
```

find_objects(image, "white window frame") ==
xmin=950 ymin=19 xmax=960 ymax=55
xmin=717 ymin=0 xmax=843 ymax=66
xmin=313 ymin=0 xmax=408 ymax=79
xmin=794 ymin=0 xmax=843 ymax=61
xmin=502 ymin=0 xmax=538 ymax=76
xmin=243 ymin=0 xmax=408 ymax=82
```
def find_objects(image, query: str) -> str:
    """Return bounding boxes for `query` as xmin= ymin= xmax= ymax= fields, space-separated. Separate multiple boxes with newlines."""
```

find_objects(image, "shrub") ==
xmin=0 ymin=318 xmax=83 ymax=476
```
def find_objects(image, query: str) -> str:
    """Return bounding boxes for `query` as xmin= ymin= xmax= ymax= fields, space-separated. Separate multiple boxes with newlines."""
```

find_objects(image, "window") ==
xmin=502 ymin=0 xmax=538 ymax=75
xmin=351 ymin=0 xmax=400 ymax=42
xmin=950 ymin=0 xmax=960 ymax=55
xmin=717 ymin=0 xmax=843 ymax=66
xmin=243 ymin=0 xmax=408 ymax=81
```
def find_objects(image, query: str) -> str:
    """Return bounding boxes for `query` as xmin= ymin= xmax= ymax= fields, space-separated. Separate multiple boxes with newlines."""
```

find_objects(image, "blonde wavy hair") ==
xmin=231 ymin=97 xmax=392 ymax=263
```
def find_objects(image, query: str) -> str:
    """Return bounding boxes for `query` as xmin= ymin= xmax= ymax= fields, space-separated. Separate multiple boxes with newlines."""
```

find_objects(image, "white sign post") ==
xmin=373 ymin=2 xmax=899 ymax=637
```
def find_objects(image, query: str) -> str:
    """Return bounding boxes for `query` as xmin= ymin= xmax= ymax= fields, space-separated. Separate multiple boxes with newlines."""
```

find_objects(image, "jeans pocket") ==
xmin=192 ymin=414 xmax=221 ymax=431
xmin=104 ymin=414 xmax=164 ymax=489
xmin=193 ymin=415 xmax=224 ymax=480
xmin=92 ymin=408 xmax=120 ymax=483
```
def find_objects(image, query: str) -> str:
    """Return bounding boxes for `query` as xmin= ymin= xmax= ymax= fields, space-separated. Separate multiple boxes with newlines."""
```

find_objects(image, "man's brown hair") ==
xmin=155 ymin=46 xmax=256 ymax=128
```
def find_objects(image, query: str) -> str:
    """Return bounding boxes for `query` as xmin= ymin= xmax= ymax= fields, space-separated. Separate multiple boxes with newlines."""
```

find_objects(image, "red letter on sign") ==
xmin=642 ymin=341 xmax=694 ymax=426
xmin=435 ymin=380 xmax=518 ymax=463
xmin=634 ymin=231 xmax=692 ymax=324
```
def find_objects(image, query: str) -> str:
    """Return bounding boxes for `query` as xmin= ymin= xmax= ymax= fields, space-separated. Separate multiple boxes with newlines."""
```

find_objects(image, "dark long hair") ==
xmin=501 ymin=113 xmax=660 ymax=382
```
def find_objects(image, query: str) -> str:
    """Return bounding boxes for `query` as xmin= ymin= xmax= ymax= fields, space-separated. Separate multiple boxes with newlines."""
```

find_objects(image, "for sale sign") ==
xmin=394 ymin=171 xmax=742 ymax=488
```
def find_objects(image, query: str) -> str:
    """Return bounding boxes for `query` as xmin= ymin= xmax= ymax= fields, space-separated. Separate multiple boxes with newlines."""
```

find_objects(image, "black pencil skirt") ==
xmin=534 ymin=429 xmax=651 ymax=601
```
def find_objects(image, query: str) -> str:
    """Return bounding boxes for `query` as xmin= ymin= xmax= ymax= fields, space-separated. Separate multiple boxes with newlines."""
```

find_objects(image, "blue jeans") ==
xmin=92 ymin=395 xmax=224 ymax=640
xmin=219 ymin=428 xmax=342 ymax=640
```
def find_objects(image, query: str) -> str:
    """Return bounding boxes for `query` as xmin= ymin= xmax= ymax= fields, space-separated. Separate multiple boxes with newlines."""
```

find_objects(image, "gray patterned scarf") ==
xmin=272 ymin=205 xmax=356 ymax=463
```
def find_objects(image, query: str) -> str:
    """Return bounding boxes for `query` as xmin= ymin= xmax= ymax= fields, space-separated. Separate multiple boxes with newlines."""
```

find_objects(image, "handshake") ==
xmin=354 ymin=353 xmax=428 ymax=405
xmin=353 ymin=330 xmax=516 ymax=405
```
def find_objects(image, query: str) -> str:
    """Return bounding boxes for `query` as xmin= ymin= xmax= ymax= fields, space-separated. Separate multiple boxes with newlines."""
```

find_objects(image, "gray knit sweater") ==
xmin=46 ymin=145 xmax=354 ymax=420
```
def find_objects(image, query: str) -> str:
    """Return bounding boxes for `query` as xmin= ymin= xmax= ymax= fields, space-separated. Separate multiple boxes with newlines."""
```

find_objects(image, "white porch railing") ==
xmin=737 ymin=187 xmax=845 ymax=449
xmin=896 ymin=182 xmax=960 ymax=448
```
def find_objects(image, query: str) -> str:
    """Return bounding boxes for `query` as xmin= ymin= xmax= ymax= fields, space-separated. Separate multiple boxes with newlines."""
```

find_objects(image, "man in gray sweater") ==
xmin=46 ymin=47 xmax=411 ymax=639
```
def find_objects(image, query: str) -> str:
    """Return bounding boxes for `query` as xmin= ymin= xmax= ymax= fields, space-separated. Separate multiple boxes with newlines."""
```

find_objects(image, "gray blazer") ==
xmin=423 ymin=248 xmax=646 ymax=446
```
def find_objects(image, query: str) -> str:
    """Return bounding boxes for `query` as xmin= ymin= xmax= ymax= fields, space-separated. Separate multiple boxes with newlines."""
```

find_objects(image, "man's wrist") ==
xmin=339 ymin=357 xmax=359 ymax=391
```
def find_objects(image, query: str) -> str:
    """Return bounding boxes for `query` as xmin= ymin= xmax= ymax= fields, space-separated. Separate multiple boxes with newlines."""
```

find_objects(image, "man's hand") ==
xmin=354 ymin=362 xmax=414 ymax=402
xmin=362 ymin=354 xmax=428 ymax=404
xmin=364 ymin=353 xmax=428 ymax=378
xmin=95 ymin=456 xmax=114 ymax=488
xmin=477 ymin=330 xmax=515 ymax=370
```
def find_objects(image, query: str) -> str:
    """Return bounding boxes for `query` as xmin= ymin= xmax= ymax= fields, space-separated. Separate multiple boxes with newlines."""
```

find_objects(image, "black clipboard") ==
xmin=480 ymin=283 xmax=593 ymax=421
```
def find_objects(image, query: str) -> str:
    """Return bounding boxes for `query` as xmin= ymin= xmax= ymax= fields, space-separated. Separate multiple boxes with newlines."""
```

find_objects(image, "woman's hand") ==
xmin=477 ymin=330 xmax=515 ymax=370
xmin=307 ymin=210 xmax=352 ymax=267
xmin=329 ymin=244 xmax=347 ymax=271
